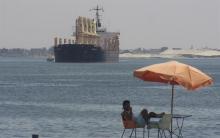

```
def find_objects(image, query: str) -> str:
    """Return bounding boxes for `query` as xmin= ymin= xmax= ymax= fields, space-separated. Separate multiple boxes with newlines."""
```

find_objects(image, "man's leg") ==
xmin=140 ymin=109 xmax=149 ymax=124
xmin=149 ymin=112 xmax=157 ymax=117
xmin=149 ymin=112 xmax=165 ymax=118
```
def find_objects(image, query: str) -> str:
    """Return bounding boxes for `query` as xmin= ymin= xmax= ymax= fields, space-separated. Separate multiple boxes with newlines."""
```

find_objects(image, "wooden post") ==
xmin=32 ymin=134 xmax=39 ymax=138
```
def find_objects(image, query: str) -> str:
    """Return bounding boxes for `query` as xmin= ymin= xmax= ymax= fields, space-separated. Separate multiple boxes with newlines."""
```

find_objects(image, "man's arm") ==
xmin=121 ymin=108 xmax=133 ymax=121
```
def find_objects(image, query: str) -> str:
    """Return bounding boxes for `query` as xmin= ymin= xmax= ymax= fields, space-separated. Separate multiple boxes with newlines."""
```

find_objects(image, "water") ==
xmin=0 ymin=57 xmax=219 ymax=138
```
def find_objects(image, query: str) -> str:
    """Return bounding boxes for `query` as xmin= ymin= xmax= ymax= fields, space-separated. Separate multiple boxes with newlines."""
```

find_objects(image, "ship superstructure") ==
xmin=54 ymin=6 xmax=119 ymax=62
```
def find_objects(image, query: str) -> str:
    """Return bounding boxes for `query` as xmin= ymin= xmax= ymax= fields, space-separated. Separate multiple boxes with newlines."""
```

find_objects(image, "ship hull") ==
xmin=54 ymin=44 xmax=106 ymax=63
xmin=103 ymin=51 xmax=119 ymax=63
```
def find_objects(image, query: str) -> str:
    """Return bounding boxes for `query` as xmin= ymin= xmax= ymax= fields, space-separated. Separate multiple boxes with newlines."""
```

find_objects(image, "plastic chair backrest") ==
xmin=159 ymin=114 xmax=171 ymax=130
xmin=122 ymin=119 xmax=136 ymax=129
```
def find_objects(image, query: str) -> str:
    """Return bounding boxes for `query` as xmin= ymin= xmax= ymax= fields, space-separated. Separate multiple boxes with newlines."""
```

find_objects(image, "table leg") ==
xmin=175 ymin=118 xmax=185 ymax=138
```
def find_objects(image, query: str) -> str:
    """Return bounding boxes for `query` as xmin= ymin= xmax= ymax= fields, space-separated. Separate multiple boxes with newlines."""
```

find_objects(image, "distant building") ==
xmin=172 ymin=48 xmax=182 ymax=50
xmin=0 ymin=48 xmax=51 ymax=57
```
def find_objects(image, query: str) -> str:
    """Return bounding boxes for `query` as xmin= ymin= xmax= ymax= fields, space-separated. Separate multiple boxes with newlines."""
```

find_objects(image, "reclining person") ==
xmin=121 ymin=100 xmax=164 ymax=127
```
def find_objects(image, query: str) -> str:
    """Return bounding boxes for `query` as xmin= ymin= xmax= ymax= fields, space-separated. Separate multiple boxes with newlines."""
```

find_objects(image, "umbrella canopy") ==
xmin=133 ymin=60 xmax=213 ymax=137
xmin=134 ymin=61 xmax=213 ymax=90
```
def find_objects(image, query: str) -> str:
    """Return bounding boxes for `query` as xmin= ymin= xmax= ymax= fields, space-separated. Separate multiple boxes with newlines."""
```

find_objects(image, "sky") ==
xmin=0 ymin=0 xmax=219 ymax=49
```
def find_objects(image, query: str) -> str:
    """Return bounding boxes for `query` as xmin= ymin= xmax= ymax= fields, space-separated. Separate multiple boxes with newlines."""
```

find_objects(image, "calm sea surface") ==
xmin=0 ymin=57 xmax=219 ymax=138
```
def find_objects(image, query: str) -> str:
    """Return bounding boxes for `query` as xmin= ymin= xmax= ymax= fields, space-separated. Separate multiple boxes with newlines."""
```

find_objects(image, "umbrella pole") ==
xmin=171 ymin=84 xmax=174 ymax=138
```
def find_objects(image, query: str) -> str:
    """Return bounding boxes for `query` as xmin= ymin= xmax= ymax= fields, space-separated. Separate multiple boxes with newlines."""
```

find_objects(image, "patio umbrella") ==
xmin=133 ymin=60 xmax=213 ymax=137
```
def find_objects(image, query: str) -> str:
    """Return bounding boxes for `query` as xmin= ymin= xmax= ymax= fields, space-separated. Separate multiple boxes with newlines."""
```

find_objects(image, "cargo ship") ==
xmin=54 ymin=6 xmax=120 ymax=63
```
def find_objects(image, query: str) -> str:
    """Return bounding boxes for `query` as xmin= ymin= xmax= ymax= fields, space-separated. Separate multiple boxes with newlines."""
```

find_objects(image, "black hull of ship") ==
xmin=54 ymin=44 xmax=104 ymax=63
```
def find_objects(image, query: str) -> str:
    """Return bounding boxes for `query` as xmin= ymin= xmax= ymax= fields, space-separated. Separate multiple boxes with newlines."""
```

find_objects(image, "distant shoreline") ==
xmin=120 ymin=49 xmax=220 ymax=59
xmin=0 ymin=55 xmax=220 ymax=59
xmin=1 ymin=48 xmax=220 ymax=59
xmin=119 ymin=54 xmax=220 ymax=59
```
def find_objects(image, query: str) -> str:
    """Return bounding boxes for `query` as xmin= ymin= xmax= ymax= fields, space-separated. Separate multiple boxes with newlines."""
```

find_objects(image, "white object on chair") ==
xmin=147 ymin=114 xmax=171 ymax=138
xmin=158 ymin=114 xmax=172 ymax=138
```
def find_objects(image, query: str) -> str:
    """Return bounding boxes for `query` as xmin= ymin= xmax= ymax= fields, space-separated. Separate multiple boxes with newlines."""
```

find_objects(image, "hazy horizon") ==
xmin=1 ymin=0 xmax=219 ymax=49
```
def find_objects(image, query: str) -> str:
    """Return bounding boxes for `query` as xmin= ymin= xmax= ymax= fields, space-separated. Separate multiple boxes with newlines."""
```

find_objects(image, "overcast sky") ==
xmin=0 ymin=0 xmax=219 ymax=49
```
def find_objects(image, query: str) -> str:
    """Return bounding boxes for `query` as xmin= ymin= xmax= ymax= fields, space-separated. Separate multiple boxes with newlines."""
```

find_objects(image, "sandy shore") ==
xmin=120 ymin=49 xmax=220 ymax=58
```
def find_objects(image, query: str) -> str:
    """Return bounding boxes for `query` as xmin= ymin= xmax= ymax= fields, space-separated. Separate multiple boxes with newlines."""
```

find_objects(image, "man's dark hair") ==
xmin=122 ymin=100 xmax=130 ymax=107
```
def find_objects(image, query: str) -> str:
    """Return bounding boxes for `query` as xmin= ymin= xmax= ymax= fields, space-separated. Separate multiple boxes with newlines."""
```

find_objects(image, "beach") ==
xmin=120 ymin=49 xmax=220 ymax=58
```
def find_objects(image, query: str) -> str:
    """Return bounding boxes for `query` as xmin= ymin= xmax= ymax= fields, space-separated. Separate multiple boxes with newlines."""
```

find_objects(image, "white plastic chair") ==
xmin=147 ymin=114 xmax=172 ymax=138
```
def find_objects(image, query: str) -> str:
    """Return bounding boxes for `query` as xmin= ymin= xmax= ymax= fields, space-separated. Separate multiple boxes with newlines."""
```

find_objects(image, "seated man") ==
xmin=121 ymin=100 xmax=164 ymax=127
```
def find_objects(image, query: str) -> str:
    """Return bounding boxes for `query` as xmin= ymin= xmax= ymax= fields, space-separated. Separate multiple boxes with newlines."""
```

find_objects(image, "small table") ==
xmin=151 ymin=114 xmax=192 ymax=138
xmin=172 ymin=114 xmax=192 ymax=138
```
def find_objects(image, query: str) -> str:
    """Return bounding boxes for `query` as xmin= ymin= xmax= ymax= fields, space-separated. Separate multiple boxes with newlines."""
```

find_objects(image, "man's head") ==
xmin=122 ymin=100 xmax=130 ymax=111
